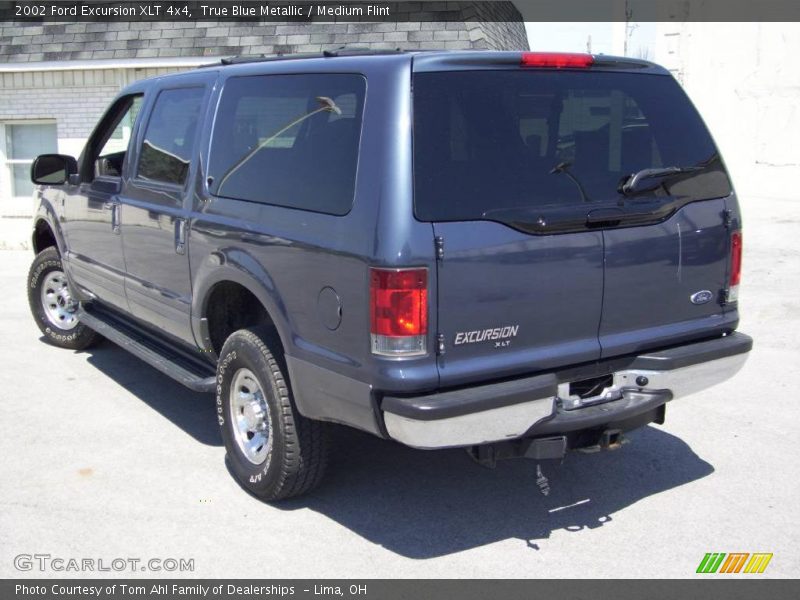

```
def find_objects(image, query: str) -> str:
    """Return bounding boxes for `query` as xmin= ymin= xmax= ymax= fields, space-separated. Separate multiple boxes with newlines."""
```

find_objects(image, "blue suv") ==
xmin=27 ymin=50 xmax=751 ymax=499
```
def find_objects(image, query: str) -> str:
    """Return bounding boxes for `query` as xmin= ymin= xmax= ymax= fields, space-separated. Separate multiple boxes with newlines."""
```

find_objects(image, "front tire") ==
xmin=27 ymin=247 xmax=99 ymax=350
xmin=217 ymin=327 xmax=329 ymax=501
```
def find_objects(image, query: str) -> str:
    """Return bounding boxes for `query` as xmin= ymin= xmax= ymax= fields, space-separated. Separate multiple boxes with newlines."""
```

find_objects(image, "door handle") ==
xmin=175 ymin=218 xmax=186 ymax=255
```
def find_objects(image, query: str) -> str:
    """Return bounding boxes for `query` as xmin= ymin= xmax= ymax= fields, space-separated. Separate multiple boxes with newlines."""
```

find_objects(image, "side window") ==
xmin=84 ymin=94 xmax=143 ymax=181
xmin=98 ymin=97 xmax=142 ymax=158
xmin=137 ymin=87 xmax=204 ymax=186
xmin=208 ymin=74 xmax=366 ymax=216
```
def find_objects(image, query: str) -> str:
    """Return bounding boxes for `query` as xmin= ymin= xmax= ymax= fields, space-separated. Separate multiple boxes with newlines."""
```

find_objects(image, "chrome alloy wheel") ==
xmin=229 ymin=368 xmax=273 ymax=465
xmin=40 ymin=270 xmax=79 ymax=330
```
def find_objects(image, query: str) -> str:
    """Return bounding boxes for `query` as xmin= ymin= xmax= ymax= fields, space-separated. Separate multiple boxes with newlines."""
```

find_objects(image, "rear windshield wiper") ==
xmin=620 ymin=166 xmax=704 ymax=196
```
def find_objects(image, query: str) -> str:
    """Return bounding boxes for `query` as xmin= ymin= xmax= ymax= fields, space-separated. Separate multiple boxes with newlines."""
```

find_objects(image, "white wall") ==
xmin=526 ymin=21 xmax=658 ymax=59
xmin=654 ymin=23 xmax=800 ymax=203
xmin=525 ymin=22 xmax=617 ymax=54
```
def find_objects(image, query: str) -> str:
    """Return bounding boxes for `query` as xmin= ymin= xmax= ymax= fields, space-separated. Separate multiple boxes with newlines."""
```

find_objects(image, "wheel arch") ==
xmin=32 ymin=219 xmax=57 ymax=254
xmin=31 ymin=201 xmax=64 ymax=256
xmin=192 ymin=260 xmax=292 ymax=358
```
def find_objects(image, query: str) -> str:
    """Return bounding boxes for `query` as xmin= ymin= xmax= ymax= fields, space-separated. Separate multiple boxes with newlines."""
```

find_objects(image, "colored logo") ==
xmin=696 ymin=552 xmax=773 ymax=574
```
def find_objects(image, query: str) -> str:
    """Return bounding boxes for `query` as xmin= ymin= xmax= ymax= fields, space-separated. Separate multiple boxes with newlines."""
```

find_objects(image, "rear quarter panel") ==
xmin=187 ymin=56 xmax=439 ymax=434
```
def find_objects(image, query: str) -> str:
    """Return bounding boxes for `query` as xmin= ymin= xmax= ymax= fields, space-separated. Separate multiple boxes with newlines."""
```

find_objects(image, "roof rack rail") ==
xmin=199 ymin=46 xmax=406 ymax=68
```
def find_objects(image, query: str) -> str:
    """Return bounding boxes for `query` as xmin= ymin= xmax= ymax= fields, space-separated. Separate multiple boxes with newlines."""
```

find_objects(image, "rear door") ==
xmin=120 ymin=75 xmax=213 ymax=346
xmin=412 ymin=58 xmax=734 ymax=387
xmin=414 ymin=67 xmax=605 ymax=387
xmin=594 ymin=81 xmax=735 ymax=356
xmin=600 ymin=199 xmax=733 ymax=357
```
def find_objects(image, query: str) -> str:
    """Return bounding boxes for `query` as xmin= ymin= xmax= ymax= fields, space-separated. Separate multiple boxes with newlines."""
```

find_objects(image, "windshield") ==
xmin=413 ymin=70 xmax=731 ymax=222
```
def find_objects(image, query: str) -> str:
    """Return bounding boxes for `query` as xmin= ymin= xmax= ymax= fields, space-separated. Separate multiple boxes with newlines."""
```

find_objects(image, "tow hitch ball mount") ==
xmin=466 ymin=428 xmax=627 ymax=469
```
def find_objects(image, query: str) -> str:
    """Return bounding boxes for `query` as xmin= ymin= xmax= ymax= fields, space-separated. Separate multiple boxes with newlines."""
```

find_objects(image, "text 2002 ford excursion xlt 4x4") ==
xmin=26 ymin=50 xmax=751 ymax=500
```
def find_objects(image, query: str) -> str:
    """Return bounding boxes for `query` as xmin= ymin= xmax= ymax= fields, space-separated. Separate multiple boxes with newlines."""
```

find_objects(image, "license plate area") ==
xmin=559 ymin=373 xmax=623 ymax=410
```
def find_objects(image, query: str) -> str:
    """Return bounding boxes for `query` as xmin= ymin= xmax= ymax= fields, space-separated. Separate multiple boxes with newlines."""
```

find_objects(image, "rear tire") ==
xmin=27 ymin=247 xmax=99 ymax=350
xmin=216 ymin=326 xmax=329 ymax=501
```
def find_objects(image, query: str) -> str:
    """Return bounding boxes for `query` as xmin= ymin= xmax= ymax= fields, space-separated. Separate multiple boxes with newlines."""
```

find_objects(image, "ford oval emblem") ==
xmin=690 ymin=290 xmax=714 ymax=305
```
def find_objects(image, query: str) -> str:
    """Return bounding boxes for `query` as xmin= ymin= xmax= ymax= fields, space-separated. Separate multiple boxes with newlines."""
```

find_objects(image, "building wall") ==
xmin=0 ymin=66 xmax=191 ymax=151
xmin=0 ymin=5 xmax=529 ymax=62
xmin=461 ymin=2 xmax=529 ymax=50
xmin=1 ymin=69 xmax=119 ymax=150
xmin=0 ymin=66 xmax=190 ymax=217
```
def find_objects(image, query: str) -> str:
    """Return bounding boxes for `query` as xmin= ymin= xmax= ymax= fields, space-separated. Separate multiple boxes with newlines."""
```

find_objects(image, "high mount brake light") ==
xmin=370 ymin=267 xmax=428 ymax=357
xmin=521 ymin=52 xmax=594 ymax=68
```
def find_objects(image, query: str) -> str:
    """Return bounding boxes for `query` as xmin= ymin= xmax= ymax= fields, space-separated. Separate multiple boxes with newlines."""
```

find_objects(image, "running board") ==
xmin=77 ymin=307 xmax=216 ymax=393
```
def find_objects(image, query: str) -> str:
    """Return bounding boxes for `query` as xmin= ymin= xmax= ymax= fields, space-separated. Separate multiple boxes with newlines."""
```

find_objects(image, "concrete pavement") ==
xmin=1 ymin=197 xmax=798 ymax=578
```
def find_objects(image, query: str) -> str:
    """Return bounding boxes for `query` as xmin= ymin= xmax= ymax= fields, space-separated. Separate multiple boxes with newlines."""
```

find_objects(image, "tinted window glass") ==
xmin=208 ymin=74 xmax=366 ymax=215
xmin=138 ymin=87 xmax=204 ymax=185
xmin=91 ymin=95 xmax=143 ymax=179
xmin=104 ymin=96 xmax=143 ymax=148
xmin=413 ymin=71 xmax=731 ymax=222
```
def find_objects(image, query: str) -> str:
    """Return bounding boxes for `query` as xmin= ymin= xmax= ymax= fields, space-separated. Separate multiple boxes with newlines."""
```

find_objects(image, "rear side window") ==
xmin=208 ymin=74 xmax=366 ymax=215
xmin=137 ymin=87 xmax=204 ymax=186
xmin=413 ymin=70 xmax=731 ymax=222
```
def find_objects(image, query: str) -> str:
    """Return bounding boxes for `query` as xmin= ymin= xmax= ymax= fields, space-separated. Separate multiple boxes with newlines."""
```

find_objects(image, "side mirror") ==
xmin=31 ymin=154 xmax=78 ymax=186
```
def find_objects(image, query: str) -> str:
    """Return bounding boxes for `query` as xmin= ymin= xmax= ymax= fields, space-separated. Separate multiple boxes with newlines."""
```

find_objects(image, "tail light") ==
xmin=521 ymin=52 xmax=594 ymax=68
xmin=370 ymin=267 xmax=428 ymax=357
xmin=727 ymin=231 xmax=742 ymax=302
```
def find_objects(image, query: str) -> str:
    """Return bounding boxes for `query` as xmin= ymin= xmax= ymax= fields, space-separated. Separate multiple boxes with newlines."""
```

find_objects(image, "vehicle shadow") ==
xmin=275 ymin=424 xmax=714 ymax=559
xmin=71 ymin=338 xmax=714 ymax=559
xmin=76 ymin=338 xmax=222 ymax=447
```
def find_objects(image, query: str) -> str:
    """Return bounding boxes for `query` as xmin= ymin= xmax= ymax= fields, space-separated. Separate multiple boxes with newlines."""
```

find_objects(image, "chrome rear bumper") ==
xmin=383 ymin=333 xmax=752 ymax=450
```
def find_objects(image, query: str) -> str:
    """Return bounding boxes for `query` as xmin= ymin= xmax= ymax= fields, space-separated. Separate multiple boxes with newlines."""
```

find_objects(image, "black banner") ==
xmin=3 ymin=580 xmax=800 ymax=600
xmin=2 ymin=0 xmax=800 ymax=23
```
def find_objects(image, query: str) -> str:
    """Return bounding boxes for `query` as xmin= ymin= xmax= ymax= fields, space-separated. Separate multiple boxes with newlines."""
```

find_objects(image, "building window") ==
xmin=3 ymin=122 xmax=58 ymax=198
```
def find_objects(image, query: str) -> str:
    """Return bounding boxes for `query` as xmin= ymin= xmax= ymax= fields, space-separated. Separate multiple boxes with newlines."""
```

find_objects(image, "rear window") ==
xmin=413 ymin=70 xmax=731 ymax=222
xmin=208 ymin=73 xmax=365 ymax=216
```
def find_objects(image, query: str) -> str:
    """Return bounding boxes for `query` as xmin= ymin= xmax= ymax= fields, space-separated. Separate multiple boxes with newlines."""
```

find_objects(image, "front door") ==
xmin=63 ymin=94 xmax=143 ymax=312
